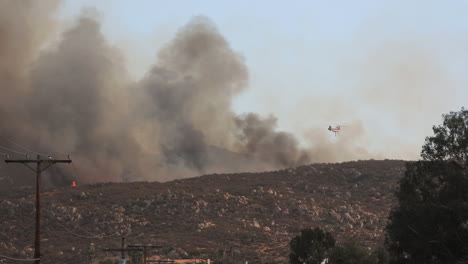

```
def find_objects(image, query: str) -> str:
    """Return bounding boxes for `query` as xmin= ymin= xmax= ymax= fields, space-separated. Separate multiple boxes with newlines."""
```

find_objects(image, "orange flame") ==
xmin=71 ymin=181 xmax=77 ymax=187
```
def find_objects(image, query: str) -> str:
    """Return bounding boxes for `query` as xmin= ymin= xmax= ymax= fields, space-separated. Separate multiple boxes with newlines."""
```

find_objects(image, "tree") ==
xmin=328 ymin=241 xmax=377 ymax=264
xmin=421 ymin=107 xmax=468 ymax=167
xmin=386 ymin=108 xmax=468 ymax=263
xmin=372 ymin=246 xmax=390 ymax=264
xmin=289 ymin=228 xmax=335 ymax=264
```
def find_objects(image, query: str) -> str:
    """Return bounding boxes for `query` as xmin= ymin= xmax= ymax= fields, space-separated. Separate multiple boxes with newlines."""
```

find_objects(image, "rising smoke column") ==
xmin=234 ymin=113 xmax=310 ymax=168
xmin=136 ymin=16 xmax=312 ymax=175
xmin=0 ymin=5 xmax=313 ymax=185
xmin=0 ymin=0 xmax=59 ymax=138
xmin=26 ymin=12 xmax=141 ymax=184
xmin=135 ymin=17 xmax=248 ymax=173
xmin=0 ymin=5 xmax=145 ymax=184
xmin=0 ymin=0 xmax=61 ymax=185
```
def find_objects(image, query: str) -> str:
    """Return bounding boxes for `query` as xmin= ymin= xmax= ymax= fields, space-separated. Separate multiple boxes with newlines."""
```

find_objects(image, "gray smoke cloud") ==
xmin=134 ymin=17 xmax=311 ymax=178
xmin=0 ymin=4 xmax=312 ymax=185
xmin=234 ymin=113 xmax=310 ymax=167
xmin=0 ymin=0 xmax=59 ymax=132
xmin=7 ymin=1 xmax=447 ymax=187
xmin=27 ymin=13 xmax=138 ymax=184
xmin=0 ymin=0 xmax=61 ymax=185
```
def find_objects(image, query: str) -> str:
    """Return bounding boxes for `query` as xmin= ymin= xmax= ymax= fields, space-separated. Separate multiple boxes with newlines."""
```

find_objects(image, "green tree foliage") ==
xmin=98 ymin=259 xmax=114 ymax=264
xmin=422 ymin=107 xmax=468 ymax=167
xmin=387 ymin=108 xmax=468 ymax=263
xmin=328 ymin=241 xmax=377 ymax=264
xmin=372 ymin=246 xmax=390 ymax=264
xmin=289 ymin=227 xmax=335 ymax=264
xmin=387 ymin=161 xmax=468 ymax=263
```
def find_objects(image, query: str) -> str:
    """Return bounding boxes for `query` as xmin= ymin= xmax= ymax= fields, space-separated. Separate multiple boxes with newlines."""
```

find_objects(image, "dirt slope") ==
xmin=0 ymin=160 xmax=406 ymax=263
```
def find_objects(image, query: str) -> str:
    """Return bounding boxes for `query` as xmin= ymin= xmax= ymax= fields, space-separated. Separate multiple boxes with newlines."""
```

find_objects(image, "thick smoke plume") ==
xmin=0 ymin=3 xmax=314 ymax=185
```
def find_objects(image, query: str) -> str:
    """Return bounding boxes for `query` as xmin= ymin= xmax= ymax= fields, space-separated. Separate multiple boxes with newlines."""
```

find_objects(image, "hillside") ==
xmin=0 ymin=160 xmax=406 ymax=263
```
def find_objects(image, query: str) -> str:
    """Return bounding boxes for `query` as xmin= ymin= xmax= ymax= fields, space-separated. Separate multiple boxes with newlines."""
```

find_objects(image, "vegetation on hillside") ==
xmin=387 ymin=108 xmax=468 ymax=263
xmin=291 ymin=108 xmax=468 ymax=264
xmin=289 ymin=227 xmax=389 ymax=264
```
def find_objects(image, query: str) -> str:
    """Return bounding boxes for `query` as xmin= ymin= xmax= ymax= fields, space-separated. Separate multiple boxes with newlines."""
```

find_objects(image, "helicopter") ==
xmin=328 ymin=125 xmax=346 ymax=136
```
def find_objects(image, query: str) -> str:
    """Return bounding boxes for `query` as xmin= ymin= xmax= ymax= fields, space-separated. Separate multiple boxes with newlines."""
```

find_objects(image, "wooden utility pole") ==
xmin=104 ymin=243 xmax=162 ymax=264
xmin=121 ymin=237 xmax=126 ymax=260
xmin=103 ymin=237 xmax=128 ymax=263
xmin=5 ymin=154 xmax=72 ymax=264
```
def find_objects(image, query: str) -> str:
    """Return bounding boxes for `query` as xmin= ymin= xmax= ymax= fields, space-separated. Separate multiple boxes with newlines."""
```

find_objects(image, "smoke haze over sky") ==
xmin=1 ymin=0 xmax=467 ymax=184
xmin=58 ymin=0 xmax=468 ymax=159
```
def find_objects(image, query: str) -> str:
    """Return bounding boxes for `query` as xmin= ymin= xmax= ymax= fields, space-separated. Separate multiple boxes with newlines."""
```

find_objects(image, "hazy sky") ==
xmin=57 ymin=0 xmax=468 ymax=161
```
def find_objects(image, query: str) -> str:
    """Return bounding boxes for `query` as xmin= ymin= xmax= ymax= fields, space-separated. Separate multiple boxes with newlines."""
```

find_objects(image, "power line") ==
xmin=43 ymin=209 xmax=132 ymax=240
xmin=126 ymin=232 xmax=144 ymax=239
xmin=0 ymin=144 xmax=27 ymax=155
xmin=0 ymin=254 xmax=40 ymax=262
xmin=0 ymin=134 xmax=72 ymax=159
xmin=53 ymin=221 xmax=107 ymax=240
xmin=0 ymin=135 xmax=48 ymax=156
xmin=47 ymin=149 xmax=70 ymax=156
xmin=54 ymin=222 xmax=134 ymax=240
xmin=5 ymin=155 xmax=72 ymax=264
